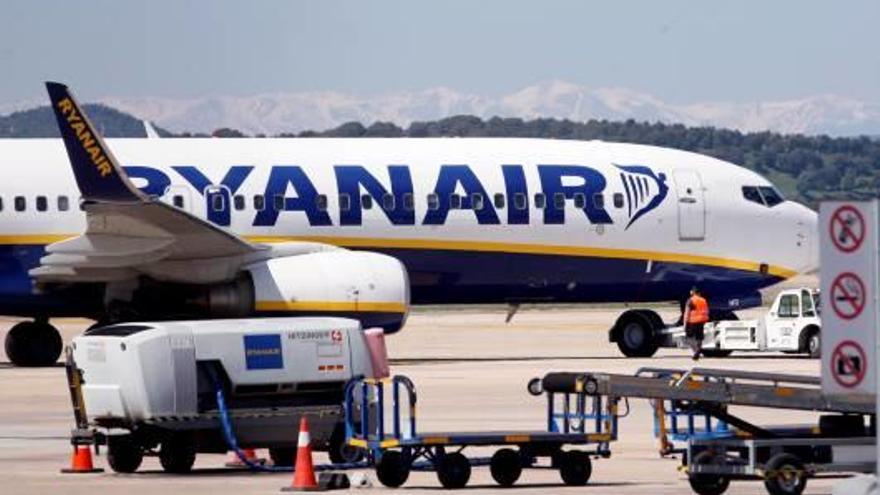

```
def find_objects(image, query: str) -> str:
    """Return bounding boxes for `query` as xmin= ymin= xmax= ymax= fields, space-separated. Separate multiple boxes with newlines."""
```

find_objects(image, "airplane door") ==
xmin=673 ymin=170 xmax=705 ymax=240
xmin=162 ymin=185 xmax=193 ymax=213
xmin=204 ymin=185 xmax=232 ymax=226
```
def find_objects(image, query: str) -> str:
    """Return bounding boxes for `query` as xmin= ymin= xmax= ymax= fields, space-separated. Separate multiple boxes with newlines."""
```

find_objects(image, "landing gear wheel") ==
xmin=558 ymin=450 xmax=592 ymax=486
xmin=269 ymin=447 xmax=296 ymax=467
xmin=615 ymin=312 xmax=658 ymax=357
xmin=107 ymin=435 xmax=143 ymax=473
xmin=763 ymin=453 xmax=807 ymax=495
xmin=159 ymin=433 xmax=197 ymax=473
xmin=688 ymin=451 xmax=730 ymax=495
xmin=490 ymin=448 xmax=522 ymax=487
xmin=437 ymin=452 xmax=471 ymax=489
xmin=4 ymin=320 xmax=63 ymax=367
xmin=376 ymin=450 xmax=410 ymax=488
xmin=807 ymin=331 xmax=821 ymax=359
xmin=328 ymin=422 xmax=363 ymax=464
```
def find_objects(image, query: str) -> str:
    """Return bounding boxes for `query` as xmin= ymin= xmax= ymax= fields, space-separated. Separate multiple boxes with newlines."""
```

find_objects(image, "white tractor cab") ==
xmin=611 ymin=288 xmax=821 ymax=358
xmin=70 ymin=317 xmax=383 ymax=473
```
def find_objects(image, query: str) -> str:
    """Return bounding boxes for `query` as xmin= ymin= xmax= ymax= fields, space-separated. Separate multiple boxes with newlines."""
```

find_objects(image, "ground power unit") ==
xmin=70 ymin=317 xmax=381 ymax=473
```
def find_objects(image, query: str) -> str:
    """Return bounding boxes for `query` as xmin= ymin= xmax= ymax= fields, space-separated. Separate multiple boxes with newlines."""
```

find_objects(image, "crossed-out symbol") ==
xmin=830 ymin=272 xmax=866 ymax=320
xmin=830 ymin=205 xmax=865 ymax=253
xmin=831 ymin=340 xmax=867 ymax=388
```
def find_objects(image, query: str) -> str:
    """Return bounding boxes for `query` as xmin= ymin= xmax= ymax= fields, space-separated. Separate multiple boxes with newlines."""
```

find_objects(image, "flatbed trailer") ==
xmin=343 ymin=374 xmax=620 ymax=489
xmin=538 ymin=367 xmax=875 ymax=495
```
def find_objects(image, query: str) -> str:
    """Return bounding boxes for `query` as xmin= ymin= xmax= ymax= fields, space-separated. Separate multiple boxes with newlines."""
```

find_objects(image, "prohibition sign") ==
xmin=829 ymin=205 xmax=865 ymax=253
xmin=830 ymin=272 xmax=866 ymax=320
xmin=831 ymin=340 xmax=867 ymax=388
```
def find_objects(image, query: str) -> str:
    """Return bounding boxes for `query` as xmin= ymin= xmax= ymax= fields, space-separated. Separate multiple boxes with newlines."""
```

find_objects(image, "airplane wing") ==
xmin=31 ymin=82 xmax=273 ymax=284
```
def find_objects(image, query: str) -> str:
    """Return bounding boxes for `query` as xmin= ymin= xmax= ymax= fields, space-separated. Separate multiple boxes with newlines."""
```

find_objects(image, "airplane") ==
xmin=0 ymin=82 xmax=818 ymax=366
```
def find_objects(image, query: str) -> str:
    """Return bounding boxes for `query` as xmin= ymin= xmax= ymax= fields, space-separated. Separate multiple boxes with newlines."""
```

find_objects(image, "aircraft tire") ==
xmin=615 ymin=310 xmax=658 ymax=358
xmin=4 ymin=320 xmax=63 ymax=367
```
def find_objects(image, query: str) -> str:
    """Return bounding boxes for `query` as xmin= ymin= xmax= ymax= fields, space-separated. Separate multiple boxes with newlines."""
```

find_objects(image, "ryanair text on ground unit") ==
xmin=124 ymin=164 xmax=667 ymax=228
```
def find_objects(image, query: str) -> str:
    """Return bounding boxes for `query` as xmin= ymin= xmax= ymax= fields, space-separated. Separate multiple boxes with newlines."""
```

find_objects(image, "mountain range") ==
xmin=3 ymin=80 xmax=879 ymax=137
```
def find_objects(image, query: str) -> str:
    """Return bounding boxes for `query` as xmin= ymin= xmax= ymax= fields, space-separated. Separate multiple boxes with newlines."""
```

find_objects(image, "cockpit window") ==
xmin=742 ymin=185 xmax=785 ymax=208
xmin=742 ymin=186 xmax=763 ymax=205
xmin=759 ymin=186 xmax=784 ymax=207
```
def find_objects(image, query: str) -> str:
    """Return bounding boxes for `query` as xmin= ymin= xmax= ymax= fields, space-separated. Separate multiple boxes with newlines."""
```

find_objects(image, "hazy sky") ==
xmin=1 ymin=0 xmax=878 ymax=105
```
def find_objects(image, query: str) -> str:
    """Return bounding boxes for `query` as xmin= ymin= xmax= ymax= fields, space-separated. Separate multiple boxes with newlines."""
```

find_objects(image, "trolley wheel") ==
xmin=437 ymin=452 xmax=471 ymax=489
xmin=688 ymin=451 xmax=730 ymax=495
xmin=376 ymin=450 xmax=410 ymax=488
xmin=558 ymin=450 xmax=592 ymax=486
xmin=764 ymin=453 xmax=807 ymax=495
xmin=269 ymin=447 xmax=296 ymax=467
xmin=328 ymin=422 xmax=363 ymax=464
xmin=159 ymin=433 xmax=197 ymax=473
xmin=490 ymin=448 xmax=522 ymax=487
xmin=106 ymin=435 xmax=143 ymax=473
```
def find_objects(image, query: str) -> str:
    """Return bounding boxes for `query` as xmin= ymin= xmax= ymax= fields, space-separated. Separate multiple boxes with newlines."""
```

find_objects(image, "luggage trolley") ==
xmin=343 ymin=373 xmax=620 ymax=489
xmin=571 ymin=367 xmax=876 ymax=495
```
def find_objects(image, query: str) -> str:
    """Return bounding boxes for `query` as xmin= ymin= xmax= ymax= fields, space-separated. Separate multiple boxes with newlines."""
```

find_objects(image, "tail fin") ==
xmin=45 ymin=82 xmax=146 ymax=203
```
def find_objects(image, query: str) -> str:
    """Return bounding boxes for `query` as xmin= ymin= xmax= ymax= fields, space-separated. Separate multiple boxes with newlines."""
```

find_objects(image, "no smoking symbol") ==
xmin=830 ymin=272 xmax=866 ymax=320
xmin=831 ymin=340 xmax=867 ymax=388
xmin=829 ymin=205 xmax=865 ymax=253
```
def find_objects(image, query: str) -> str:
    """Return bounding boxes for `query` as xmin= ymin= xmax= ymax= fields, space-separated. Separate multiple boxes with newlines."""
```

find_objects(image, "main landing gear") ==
xmin=4 ymin=319 xmax=63 ymax=367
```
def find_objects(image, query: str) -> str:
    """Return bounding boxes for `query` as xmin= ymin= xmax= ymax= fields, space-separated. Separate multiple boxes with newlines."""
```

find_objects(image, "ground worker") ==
xmin=683 ymin=287 xmax=709 ymax=360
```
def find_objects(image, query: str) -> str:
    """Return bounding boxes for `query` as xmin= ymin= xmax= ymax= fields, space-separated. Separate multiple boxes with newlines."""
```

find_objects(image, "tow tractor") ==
xmin=612 ymin=287 xmax=821 ymax=358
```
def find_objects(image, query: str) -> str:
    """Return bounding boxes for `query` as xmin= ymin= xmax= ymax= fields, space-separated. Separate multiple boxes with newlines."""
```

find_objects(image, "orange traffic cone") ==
xmin=225 ymin=448 xmax=265 ymax=468
xmin=61 ymin=444 xmax=104 ymax=473
xmin=281 ymin=417 xmax=322 ymax=491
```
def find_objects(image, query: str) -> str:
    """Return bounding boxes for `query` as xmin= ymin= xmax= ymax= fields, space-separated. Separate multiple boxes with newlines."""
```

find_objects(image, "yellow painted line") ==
xmin=255 ymin=300 xmax=407 ymax=313
xmin=347 ymin=438 xmax=367 ymax=448
xmin=775 ymin=387 xmax=795 ymax=397
xmin=0 ymin=233 xmax=798 ymax=279
xmin=504 ymin=435 xmax=531 ymax=443
xmin=245 ymin=234 xmax=798 ymax=278
xmin=379 ymin=439 xmax=399 ymax=448
xmin=422 ymin=436 xmax=449 ymax=445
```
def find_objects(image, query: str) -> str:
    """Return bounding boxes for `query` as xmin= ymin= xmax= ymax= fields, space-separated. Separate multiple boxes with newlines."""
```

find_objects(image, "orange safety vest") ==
xmin=687 ymin=295 xmax=709 ymax=324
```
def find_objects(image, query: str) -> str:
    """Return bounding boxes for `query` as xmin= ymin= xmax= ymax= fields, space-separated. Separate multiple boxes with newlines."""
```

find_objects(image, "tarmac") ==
xmin=0 ymin=300 xmax=843 ymax=494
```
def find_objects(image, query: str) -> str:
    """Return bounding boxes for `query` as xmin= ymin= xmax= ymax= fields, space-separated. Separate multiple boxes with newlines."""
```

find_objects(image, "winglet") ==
xmin=45 ymin=82 xmax=147 ymax=203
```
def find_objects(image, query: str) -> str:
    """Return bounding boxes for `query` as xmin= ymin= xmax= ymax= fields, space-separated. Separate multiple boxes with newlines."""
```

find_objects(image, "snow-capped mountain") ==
xmin=17 ymin=80 xmax=880 ymax=136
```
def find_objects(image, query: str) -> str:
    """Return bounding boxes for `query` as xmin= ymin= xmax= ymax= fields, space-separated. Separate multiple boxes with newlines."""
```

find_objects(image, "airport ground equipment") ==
xmin=611 ymin=288 xmax=821 ymax=358
xmin=344 ymin=373 xmax=620 ymax=489
xmin=67 ymin=317 xmax=374 ymax=473
xmin=562 ymin=367 xmax=874 ymax=495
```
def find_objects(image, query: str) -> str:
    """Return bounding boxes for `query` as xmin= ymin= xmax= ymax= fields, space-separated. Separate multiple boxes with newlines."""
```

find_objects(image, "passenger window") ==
xmin=316 ymin=194 xmax=328 ymax=211
xmin=613 ymin=193 xmax=624 ymax=208
xmin=58 ymin=196 xmax=70 ymax=212
xmin=573 ymin=193 xmax=586 ymax=209
xmin=211 ymin=194 xmax=225 ymax=212
xmin=593 ymin=193 xmax=604 ymax=209
xmin=274 ymin=195 xmax=285 ymax=211
xmin=471 ymin=193 xmax=484 ymax=211
xmin=15 ymin=196 xmax=26 ymax=212
xmin=514 ymin=192 xmax=527 ymax=210
xmin=427 ymin=193 xmax=439 ymax=211
xmin=553 ymin=192 xmax=565 ymax=209
xmin=173 ymin=195 xmax=185 ymax=208
xmin=382 ymin=193 xmax=395 ymax=210
xmin=36 ymin=196 xmax=48 ymax=212
xmin=449 ymin=193 xmax=462 ymax=209
xmin=777 ymin=294 xmax=800 ymax=318
xmin=339 ymin=193 xmax=351 ymax=212
xmin=742 ymin=186 xmax=764 ymax=206
xmin=534 ymin=193 xmax=546 ymax=209
xmin=801 ymin=290 xmax=816 ymax=317
xmin=493 ymin=193 xmax=505 ymax=209
xmin=0 ymin=197 xmax=3 ymax=212
xmin=253 ymin=195 xmax=265 ymax=211
xmin=361 ymin=194 xmax=373 ymax=210
xmin=233 ymin=195 xmax=245 ymax=211
xmin=403 ymin=192 xmax=414 ymax=211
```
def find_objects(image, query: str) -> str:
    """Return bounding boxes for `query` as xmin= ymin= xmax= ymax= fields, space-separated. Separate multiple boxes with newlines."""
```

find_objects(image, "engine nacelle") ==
xmin=245 ymin=250 xmax=410 ymax=333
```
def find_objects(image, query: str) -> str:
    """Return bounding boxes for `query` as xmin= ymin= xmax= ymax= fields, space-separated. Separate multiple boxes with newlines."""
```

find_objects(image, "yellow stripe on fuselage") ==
xmin=255 ymin=300 xmax=407 ymax=313
xmin=0 ymin=233 xmax=797 ymax=279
